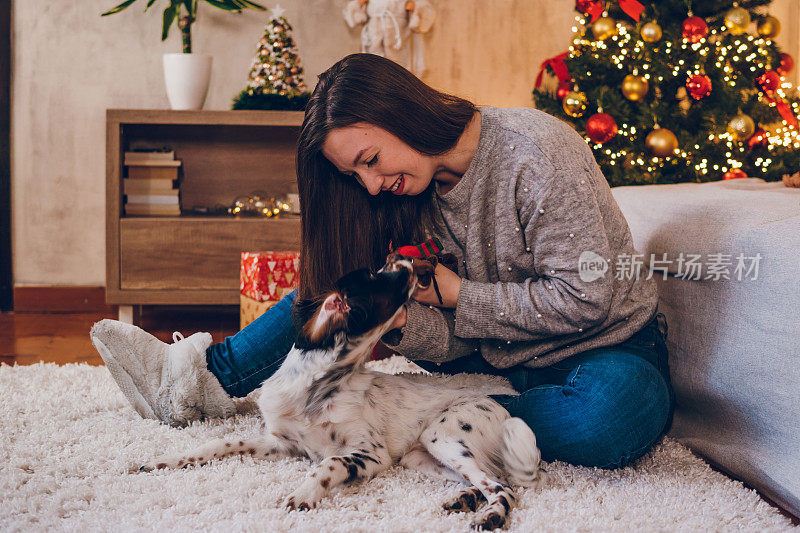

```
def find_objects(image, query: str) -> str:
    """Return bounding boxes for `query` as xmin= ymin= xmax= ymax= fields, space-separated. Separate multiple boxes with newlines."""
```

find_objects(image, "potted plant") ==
xmin=102 ymin=0 xmax=266 ymax=110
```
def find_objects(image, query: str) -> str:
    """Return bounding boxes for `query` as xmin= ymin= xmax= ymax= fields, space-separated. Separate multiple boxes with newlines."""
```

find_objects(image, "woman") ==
xmin=91 ymin=53 xmax=674 ymax=470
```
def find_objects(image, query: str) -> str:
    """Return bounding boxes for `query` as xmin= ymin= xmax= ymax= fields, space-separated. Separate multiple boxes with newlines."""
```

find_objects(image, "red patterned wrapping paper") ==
xmin=239 ymin=250 xmax=392 ymax=360
xmin=240 ymin=251 xmax=300 ymax=301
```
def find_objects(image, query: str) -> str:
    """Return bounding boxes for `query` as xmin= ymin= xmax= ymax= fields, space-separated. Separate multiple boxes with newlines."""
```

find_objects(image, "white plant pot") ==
xmin=162 ymin=53 xmax=212 ymax=110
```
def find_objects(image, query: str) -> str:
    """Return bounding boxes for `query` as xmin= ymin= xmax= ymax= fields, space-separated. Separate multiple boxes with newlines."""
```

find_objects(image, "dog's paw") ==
xmin=470 ymin=508 xmax=506 ymax=531
xmin=134 ymin=460 xmax=173 ymax=473
xmin=134 ymin=456 xmax=193 ymax=473
xmin=132 ymin=460 xmax=172 ymax=473
xmin=283 ymin=481 xmax=326 ymax=512
xmin=128 ymin=463 xmax=149 ymax=474
xmin=443 ymin=487 xmax=485 ymax=513
xmin=283 ymin=494 xmax=315 ymax=512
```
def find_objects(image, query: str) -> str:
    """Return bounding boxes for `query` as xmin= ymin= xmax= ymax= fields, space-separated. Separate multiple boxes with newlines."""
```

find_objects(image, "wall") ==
xmin=10 ymin=0 xmax=800 ymax=287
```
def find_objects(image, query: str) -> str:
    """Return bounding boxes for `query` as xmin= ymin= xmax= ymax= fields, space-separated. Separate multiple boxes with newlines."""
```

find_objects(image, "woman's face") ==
xmin=321 ymin=123 xmax=438 ymax=196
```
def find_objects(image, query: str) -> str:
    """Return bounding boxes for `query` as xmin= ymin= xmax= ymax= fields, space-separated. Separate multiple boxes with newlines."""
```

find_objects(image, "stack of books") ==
xmin=123 ymin=149 xmax=181 ymax=216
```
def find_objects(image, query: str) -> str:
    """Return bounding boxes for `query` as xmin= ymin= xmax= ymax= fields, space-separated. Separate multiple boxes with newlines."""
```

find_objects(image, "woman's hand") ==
xmin=388 ymin=304 xmax=407 ymax=330
xmin=412 ymin=262 xmax=462 ymax=308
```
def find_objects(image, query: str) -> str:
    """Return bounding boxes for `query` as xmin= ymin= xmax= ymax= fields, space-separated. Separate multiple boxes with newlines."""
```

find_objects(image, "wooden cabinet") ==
xmin=105 ymin=109 xmax=304 ymax=318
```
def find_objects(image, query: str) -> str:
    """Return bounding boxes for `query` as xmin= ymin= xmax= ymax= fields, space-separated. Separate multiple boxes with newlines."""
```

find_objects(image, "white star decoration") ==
xmin=270 ymin=4 xmax=286 ymax=20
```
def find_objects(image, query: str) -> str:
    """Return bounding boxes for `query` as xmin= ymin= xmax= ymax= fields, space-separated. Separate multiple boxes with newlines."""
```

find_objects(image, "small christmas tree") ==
xmin=232 ymin=4 xmax=311 ymax=110
xmin=532 ymin=0 xmax=800 ymax=186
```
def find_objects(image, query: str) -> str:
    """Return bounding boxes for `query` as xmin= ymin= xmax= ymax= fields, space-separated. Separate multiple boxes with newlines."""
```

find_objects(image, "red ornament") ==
xmin=747 ymin=128 xmax=768 ymax=150
xmin=682 ymin=16 xmax=709 ymax=43
xmin=686 ymin=74 xmax=712 ymax=100
xmin=557 ymin=82 xmax=572 ymax=100
xmin=723 ymin=168 xmax=748 ymax=180
xmin=585 ymin=113 xmax=618 ymax=144
xmin=758 ymin=70 xmax=781 ymax=94
xmin=777 ymin=53 xmax=794 ymax=77
xmin=575 ymin=0 xmax=600 ymax=14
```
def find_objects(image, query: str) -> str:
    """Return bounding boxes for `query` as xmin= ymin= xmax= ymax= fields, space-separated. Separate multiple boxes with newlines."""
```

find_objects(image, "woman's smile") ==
xmin=320 ymin=110 xmax=480 ymax=197
xmin=387 ymin=174 xmax=405 ymax=194
xmin=321 ymin=123 xmax=435 ymax=197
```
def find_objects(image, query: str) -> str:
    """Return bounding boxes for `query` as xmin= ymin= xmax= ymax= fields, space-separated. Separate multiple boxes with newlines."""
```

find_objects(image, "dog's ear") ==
xmin=291 ymin=296 xmax=319 ymax=333
xmin=294 ymin=292 xmax=349 ymax=350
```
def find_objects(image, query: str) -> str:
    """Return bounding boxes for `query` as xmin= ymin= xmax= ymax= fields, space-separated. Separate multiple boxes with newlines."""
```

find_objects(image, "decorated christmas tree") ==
xmin=232 ymin=4 xmax=311 ymax=110
xmin=532 ymin=0 xmax=800 ymax=186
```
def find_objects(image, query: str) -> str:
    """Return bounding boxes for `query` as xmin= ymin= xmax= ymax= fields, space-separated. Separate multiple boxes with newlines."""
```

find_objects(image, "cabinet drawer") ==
xmin=120 ymin=217 xmax=302 ymax=290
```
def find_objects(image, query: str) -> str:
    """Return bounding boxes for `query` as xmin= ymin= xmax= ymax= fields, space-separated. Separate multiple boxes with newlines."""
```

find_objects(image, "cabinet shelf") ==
xmin=106 ymin=109 xmax=304 ymax=307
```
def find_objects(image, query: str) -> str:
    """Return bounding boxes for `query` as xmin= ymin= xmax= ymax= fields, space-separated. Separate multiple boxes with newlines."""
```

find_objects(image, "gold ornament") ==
xmin=593 ymin=17 xmax=617 ymax=41
xmin=756 ymin=16 xmax=780 ymax=39
xmin=724 ymin=6 xmax=751 ymax=35
xmin=641 ymin=22 xmax=662 ymax=42
xmin=727 ymin=113 xmax=755 ymax=141
xmin=562 ymin=91 xmax=587 ymax=117
xmin=622 ymin=74 xmax=649 ymax=101
xmin=645 ymin=128 xmax=678 ymax=157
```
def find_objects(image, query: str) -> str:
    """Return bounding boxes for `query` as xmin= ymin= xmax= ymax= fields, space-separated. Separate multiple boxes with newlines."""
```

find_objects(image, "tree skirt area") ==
xmin=0 ymin=359 xmax=796 ymax=532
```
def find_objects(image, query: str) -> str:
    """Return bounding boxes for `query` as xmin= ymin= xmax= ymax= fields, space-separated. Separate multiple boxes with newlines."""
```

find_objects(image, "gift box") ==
xmin=241 ymin=251 xmax=300 ymax=301
xmin=240 ymin=251 xmax=300 ymax=330
xmin=239 ymin=250 xmax=394 ymax=361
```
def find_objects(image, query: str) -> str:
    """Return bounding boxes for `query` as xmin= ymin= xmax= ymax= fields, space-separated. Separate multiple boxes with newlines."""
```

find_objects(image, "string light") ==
xmin=552 ymin=10 xmax=800 ymax=182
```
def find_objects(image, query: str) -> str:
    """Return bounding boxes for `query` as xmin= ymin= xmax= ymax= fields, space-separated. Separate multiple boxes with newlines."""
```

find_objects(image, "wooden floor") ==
xmin=0 ymin=306 xmax=240 ymax=367
xmin=0 ymin=307 xmax=797 ymax=526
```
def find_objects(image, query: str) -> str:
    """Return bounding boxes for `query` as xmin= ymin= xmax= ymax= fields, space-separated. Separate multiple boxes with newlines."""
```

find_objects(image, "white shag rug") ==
xmin=0 ymin=358 xmax=796 ymax=532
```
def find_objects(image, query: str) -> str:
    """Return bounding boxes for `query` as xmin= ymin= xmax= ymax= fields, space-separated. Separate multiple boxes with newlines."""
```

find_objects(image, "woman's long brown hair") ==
xmin=295 ymin=53 xmax=477 ymax=301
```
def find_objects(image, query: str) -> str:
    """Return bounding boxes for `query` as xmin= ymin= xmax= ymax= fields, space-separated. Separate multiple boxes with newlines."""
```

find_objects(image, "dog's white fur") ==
xmin=141 ymin=270 xmax=544 ymax=530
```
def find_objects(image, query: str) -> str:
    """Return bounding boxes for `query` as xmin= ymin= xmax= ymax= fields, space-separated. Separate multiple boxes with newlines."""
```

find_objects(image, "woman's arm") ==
xmin=380 ymin=298 xmax=480 ymax=363
xmin=384 ymin=140 xmax=620 ymax=355
xmin=453 ymin=157 xmax=614 ymax=341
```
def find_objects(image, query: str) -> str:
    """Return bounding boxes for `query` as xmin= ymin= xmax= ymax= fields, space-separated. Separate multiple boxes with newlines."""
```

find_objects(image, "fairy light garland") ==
xmin=559 ymin=7 xmax=799 ymax=181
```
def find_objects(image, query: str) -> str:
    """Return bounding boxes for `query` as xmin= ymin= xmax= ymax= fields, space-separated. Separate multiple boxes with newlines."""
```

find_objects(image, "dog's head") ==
xmin=292 ymin=253 xmax=416 ymax=352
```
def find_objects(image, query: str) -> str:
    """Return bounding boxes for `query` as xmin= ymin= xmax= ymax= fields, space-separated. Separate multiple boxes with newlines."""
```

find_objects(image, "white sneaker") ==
xmin=90 ymin=319 xmax=236 ymax=427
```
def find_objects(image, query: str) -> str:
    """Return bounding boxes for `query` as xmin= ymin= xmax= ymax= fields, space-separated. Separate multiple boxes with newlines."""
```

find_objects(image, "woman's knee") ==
xmin=570 ymin=352 xmax=672 ymax=467
xmin=511 ymin=351 xmax=673 ymax=469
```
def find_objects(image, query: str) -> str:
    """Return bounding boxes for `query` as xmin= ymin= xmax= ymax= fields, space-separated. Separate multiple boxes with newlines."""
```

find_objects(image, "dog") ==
xmin=138 ymin=254 xmax=545 ymax=530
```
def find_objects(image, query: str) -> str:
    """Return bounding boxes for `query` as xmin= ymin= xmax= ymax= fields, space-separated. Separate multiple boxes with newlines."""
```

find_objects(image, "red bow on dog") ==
xmin=387 ymin=237 xmax=458 ymax=306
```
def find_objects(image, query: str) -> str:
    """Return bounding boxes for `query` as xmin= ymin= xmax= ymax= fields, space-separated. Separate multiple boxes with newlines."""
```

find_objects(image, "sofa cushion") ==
xmin=611 ymin=178 xmax=800 ymax=517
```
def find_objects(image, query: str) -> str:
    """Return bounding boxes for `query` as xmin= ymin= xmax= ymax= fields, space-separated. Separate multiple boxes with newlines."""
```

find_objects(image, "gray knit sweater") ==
xmin=381 ymin=105 xmax=659 ymax=369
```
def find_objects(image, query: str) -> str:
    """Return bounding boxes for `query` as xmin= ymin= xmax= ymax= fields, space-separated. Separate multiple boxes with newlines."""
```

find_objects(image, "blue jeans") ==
xmin=207 ymin=289 xmax=675 ymax=470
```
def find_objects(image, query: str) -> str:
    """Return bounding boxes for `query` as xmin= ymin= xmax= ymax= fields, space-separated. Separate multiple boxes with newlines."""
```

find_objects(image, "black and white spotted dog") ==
xmin=140 ymin=254 xmax=545 ymax=530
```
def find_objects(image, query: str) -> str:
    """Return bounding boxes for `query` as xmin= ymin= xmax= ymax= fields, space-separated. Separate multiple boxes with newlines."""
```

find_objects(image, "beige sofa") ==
xmin=611 ymin=178 xmax=800 ymax=517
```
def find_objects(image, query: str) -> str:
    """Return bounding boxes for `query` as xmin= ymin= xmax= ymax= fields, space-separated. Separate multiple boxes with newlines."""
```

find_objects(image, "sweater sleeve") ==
xmin=380 ymin=299 xmax=480 ymax=363
xmin=452 ymin=153 xmax=614 ymax=341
